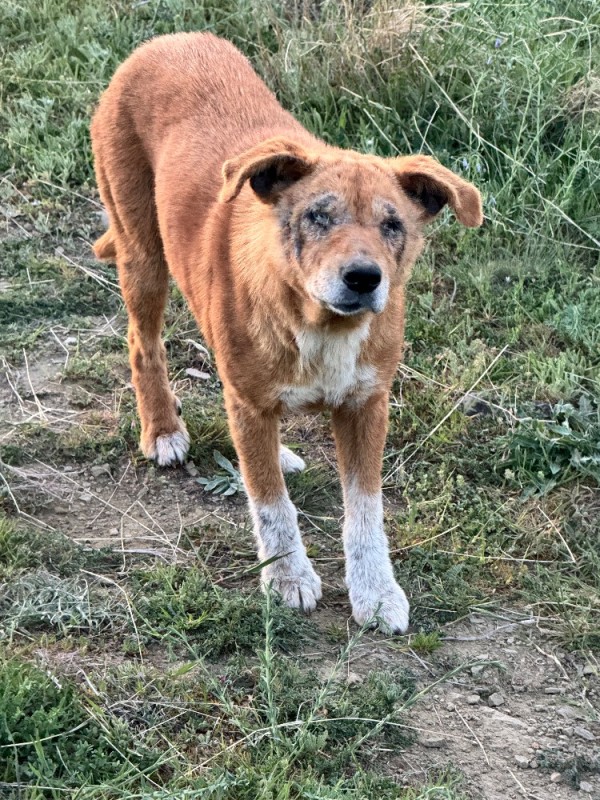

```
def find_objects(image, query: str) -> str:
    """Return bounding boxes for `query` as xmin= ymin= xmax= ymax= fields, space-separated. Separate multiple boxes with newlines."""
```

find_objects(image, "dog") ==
xmin=91 ymin=32 xmax=482 ymax=633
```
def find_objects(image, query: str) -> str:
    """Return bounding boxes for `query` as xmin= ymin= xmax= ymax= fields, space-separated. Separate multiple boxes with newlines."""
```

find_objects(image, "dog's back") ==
xmin=92 ymin=33 xmax=308 ymax=192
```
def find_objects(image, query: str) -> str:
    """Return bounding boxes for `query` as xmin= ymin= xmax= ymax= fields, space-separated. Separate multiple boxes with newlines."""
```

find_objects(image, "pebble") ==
xmin=557 ymin=705 xmax=584 ymax=720
xmin=466 ymin=694 xmax=480 ymax=705
xmin=90 ymin=463 xmax=111 ymax=478
xmin=579 ymin=781 xmax=593 ymax=793
xmin=544 ymin=687 xmax=564 ymax=695
xmin=514 ymin=755 xmax=529 ymax=768
xmin=346 ymin=671 xmax=363 ymax=686
xmin=550 ymin=772 xmax=561 ymax=783
xmin=573 ymin=726 xmax=595 ymax=742
xmin=185 ymin=461 xmax=199 ymax=477
xmin=488 ymin=692 xmax=505 ymax=707
xmin=583 ymin=665 xmax=596 ymax=676
xmin=471 ymin=664 xmax=486 ymax=676
xmin=422 ymin=734 xmax=447 ymax=749
xmin=79 ymin=492 xmax=93 ymax=502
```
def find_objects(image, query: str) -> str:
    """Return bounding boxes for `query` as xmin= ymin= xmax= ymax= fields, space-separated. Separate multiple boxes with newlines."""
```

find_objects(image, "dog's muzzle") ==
xmin=327 ymin=261 xmax=385 ymax=315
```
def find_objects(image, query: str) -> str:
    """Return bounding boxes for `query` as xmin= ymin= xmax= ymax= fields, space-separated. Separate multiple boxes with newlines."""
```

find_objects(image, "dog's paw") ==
xmin=349 ymin=581 xmax=409 ymax=635
xmin=144 ymin=425 xmax=190 ymax=467
xmin=279 ymin=445 xmax=306 ymax=473
xmin=262 ymin=554 xmax=322 ymax=613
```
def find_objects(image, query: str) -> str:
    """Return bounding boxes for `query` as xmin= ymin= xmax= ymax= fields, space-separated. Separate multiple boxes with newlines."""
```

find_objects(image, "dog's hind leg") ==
xmin=279 ymin=445 xmax=306 ymax=473
xmin=92 ymin=140 xmax=189 ymax=467
xmin=119 ymin=240 xmax=190 ymax=466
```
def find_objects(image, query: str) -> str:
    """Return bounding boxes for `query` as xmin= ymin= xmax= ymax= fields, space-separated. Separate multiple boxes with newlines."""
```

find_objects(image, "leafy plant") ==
xmin=198 ymin=450 xmax=244 ymax=496
xmin=501 ymin=395 xmax=600 ymax=496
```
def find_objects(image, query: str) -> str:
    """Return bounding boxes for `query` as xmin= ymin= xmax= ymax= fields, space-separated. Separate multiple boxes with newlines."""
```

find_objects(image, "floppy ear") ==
xmin=392 ymin=155 xmax=483 ymax=227
xmin=219 ymin=137 xmax=316 ymax=203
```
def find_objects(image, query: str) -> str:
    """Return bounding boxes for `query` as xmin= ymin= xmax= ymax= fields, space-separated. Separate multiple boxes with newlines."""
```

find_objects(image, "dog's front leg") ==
xmin=332 ymin=392 xmax=409 ymax=634
xmin=225 ymin=393 xmax=322 ymax=612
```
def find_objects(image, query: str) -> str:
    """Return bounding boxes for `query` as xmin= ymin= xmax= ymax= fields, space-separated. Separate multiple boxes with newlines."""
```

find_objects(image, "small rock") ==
xmin=185 ymin=461 xmax=199 ymax=477
xmin=488 ymin=692 xmax=505 ymax=707
xmin=545 ymin=687 xmax=564 ymax=695
xmin=579 ymin=781 xmax=594 ymax=793
xmin=557 ymin=705 xmax=584 ymax=721
xmin=64 ymin=336 xmax=77 ymax=346
xmin=422 ymin=734 xmax=447 ymax=749
xmin=90 ymin=463 xmax=111 ymax=478
xmin=79 ymin=492 xmax=93 ymax=502
xmin=583 ymin=665 xmax=596 ymax=676
xmin=471 ymin=664 xmax=486 ymax=676
xmin=446 ymin=702 xmax=456 ymax=712
xmin=550 ymin=772 xmax=561 ymax=783
xmin=514 ymin=755 xmax=529 ymax=769
xmin=346 ymin=671 xmax=363 ymax=686
xmin=466 ymin=694 xmax=480 ymax=705
xmin=573 ymin=726 xmax=595 ymax=742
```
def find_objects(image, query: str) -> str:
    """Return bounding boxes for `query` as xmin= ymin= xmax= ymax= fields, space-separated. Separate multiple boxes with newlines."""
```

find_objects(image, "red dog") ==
xmin=91 ymin=33 xmax=482 ymax=633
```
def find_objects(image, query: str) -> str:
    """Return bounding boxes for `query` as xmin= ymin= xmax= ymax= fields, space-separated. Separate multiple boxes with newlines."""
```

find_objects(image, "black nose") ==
xmin=341 ymin=262 xmax=382 ymax=294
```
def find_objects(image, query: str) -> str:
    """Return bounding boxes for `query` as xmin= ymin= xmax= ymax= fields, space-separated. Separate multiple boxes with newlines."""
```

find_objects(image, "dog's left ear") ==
xmin=392 ymin=155 xmax=483 ymax=227
xmin=219 ymin=137 xmax=316 ymax=203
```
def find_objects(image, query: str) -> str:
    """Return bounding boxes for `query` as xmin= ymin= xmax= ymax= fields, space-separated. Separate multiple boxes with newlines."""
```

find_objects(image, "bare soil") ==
xmin=1 ymin=334 xmax=599 ymax=800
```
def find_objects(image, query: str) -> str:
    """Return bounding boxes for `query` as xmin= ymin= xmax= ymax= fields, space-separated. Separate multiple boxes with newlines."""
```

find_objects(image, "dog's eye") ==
xmin=381 ymin=216 xmax=404 ymax=237
xmin=307 ymin=209 xmax=332 ymax=229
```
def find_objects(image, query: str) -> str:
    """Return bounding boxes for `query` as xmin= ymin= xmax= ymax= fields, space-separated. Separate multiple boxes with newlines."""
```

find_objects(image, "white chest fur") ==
xmin=280 ymin=322 xmax=377 ymax=411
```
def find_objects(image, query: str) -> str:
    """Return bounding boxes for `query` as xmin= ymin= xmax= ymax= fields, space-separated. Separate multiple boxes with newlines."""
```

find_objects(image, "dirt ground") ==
xmin=1 ymin=345 xmax=598 ymax=799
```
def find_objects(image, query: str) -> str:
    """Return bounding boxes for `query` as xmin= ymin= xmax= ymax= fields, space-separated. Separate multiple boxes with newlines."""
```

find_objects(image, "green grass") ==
xmin=1 ymin=0 xmax=599 ymax=795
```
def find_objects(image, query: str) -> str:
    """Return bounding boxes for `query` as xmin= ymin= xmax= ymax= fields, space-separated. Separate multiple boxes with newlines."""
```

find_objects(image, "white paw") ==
xmin=279 ymin=445 xmax=306 ymax=473
xmin=146 ymin=427 xmax=190 ymax=467
xmin=262 ymin=553 xmax=322 ymax=612
xmin=349 ymin=581 xmax=410 ymax=635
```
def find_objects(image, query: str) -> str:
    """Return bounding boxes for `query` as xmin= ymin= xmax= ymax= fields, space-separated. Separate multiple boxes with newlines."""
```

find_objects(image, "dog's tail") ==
xmin=93 ymin=226 xmax=117 ymax=262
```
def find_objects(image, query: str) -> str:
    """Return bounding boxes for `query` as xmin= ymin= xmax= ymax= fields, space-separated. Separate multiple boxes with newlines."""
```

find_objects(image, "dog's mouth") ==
xmin=326 ymin=300 xmax=365 ymax=316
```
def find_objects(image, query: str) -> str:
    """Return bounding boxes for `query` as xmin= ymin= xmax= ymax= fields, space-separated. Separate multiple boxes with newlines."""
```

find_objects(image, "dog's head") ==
xmin=220 ymin=137 xmax=482 ymax=321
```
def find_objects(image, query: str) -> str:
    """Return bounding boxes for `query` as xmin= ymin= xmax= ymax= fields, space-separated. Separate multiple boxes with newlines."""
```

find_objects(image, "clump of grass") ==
xmin=0 ymin=516 xmax=119 ymax=579
xmin=410 ymin=631 xmax=443 ymax=654
xmin=62 ymin=351 xmax=127 ymax=392
xmin=0 ymin=570 xmax=127 ymax=641
xmin=0 ymin=419 xmax=128 ymax=467
xmin=133 ymin=565 xmax=313 ymax=658
xmin=182 ymin=395 xmax=236 ymax=470
xmin=538 ymin=751 xmax=600 ymax=790
xmin=0 ymin=658 xmax=160 ymax=789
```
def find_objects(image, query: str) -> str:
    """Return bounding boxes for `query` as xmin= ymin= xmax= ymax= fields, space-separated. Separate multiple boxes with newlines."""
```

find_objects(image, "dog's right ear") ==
xmin=219 ymin=137 xmax=316 ymax=203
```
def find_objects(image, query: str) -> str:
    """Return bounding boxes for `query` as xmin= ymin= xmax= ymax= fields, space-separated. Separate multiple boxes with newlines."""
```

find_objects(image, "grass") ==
xmin=0 ymin=0 xmax=599 ymax=796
